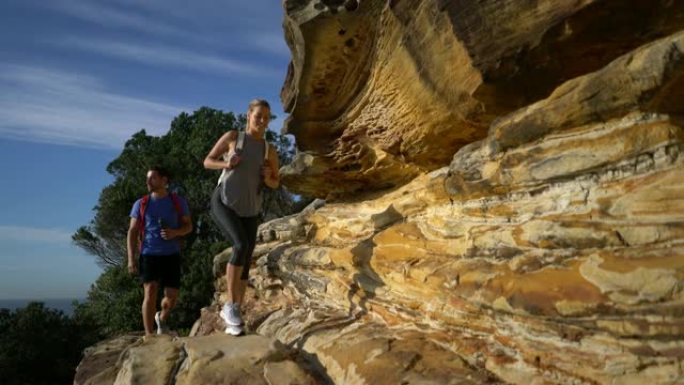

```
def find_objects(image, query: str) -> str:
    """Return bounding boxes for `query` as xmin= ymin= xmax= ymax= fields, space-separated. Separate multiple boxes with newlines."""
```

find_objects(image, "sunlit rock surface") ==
xmin=280 ymin=0 xmax=684 ymax=198
xmin=247 ymin=5 xmax=683 ymax=381
xmin=74 ymin=334 xmax=319 ymax=385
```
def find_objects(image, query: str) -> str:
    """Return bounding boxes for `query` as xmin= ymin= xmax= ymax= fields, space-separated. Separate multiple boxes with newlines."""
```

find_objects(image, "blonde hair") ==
xmin=248 ymin=98 xmax=271 ymax=113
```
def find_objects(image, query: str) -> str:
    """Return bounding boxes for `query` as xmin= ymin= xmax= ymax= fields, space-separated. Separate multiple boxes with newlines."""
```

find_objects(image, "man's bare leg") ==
xmin=142 ymin=282 xmax=158 ymax=336
xmin=160 ymin=287 xmax=179 ymax=321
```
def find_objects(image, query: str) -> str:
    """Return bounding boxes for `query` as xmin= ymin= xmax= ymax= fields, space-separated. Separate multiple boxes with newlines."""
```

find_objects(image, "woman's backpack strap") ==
xmin=236 ymin=131 xmax=246 ymax=153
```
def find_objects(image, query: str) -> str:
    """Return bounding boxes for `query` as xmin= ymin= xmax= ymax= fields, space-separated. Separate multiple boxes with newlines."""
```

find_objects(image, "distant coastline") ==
xmin=0 ymin=298 xmax=85 ymax=316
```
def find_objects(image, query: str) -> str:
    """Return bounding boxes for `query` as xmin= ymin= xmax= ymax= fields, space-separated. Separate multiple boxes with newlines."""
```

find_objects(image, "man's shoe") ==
xmin=155 ymin=311 xmax=168 ymax=335
xmin=225 ymin=324 xmax=244 ymax=336
xmin=219 ymin=303 xmax=243 ymax=326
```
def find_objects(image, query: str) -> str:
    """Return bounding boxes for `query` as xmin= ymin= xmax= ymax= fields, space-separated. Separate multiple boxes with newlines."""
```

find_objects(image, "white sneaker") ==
xmin=154 ymin=311 xmax=168 ymax=335
xmin=225 ymin=324 xmax=244 ymax=336
xmin=219 ymin=303 xmax=243 ymax=326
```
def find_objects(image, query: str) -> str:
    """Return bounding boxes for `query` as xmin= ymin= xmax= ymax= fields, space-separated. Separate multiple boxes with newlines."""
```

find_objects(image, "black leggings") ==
xmin=210 ymin=186 xmax=259 ymax=280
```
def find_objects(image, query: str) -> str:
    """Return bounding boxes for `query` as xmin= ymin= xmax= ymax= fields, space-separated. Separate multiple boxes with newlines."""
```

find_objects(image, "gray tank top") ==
xmin=218 ymin=132 xmax=268 ymax=217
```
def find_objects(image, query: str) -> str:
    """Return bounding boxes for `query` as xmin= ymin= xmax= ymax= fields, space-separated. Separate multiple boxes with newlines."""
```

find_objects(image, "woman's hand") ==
xmin=203 ymin=130 xmax=239 ymax=170
xmin=262 ymin=146 xmax=280 ymax=189
xmin=261 ymin=164 xmax=273 ymax=179
xmin=227 ymin=153 xmax=241 ymax=169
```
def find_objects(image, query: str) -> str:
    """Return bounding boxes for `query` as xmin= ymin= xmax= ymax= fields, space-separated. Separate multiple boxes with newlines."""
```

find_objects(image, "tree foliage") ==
xmin=73 ymin=266 xmax=143 ymax=335
xmin=0 ymin=303 xmax=101 ymax=385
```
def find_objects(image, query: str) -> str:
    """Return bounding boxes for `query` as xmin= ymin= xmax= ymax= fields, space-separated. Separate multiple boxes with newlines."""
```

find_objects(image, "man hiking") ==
xmin=127 ymin=166 xmax=192 ymax=336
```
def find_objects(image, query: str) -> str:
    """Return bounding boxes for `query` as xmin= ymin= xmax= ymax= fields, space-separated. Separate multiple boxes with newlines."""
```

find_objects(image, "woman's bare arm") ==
xmin=263 ymin=146 xmax=280 ymax=189
xmin=203 ymin=130 xmax=238 ymax=170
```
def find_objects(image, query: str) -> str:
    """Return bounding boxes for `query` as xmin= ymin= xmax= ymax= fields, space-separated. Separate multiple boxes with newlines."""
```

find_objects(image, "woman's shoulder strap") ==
xmin=236 ymin=130 xmax=269 ymax=160
xmin=236 ymin=131 xmax=246 ymax=152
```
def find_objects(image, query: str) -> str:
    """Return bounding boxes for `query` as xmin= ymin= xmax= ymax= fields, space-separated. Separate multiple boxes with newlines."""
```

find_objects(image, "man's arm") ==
xmin=177 ymin=215 xmax=193 ymax=236
xmin=161 ymin=215 xmax=192 ymax=240
xmin=127 ymin=217 xmax=140 ymax=274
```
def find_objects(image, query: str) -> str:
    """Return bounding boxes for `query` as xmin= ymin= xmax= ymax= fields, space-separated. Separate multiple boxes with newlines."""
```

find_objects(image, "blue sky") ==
xmin=0 ymin=0 xmax=290 ymax=300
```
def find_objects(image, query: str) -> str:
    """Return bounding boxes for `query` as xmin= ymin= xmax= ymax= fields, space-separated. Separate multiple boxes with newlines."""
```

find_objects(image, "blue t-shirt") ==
xmin=130 ymin=194 xmax=190 ymax=256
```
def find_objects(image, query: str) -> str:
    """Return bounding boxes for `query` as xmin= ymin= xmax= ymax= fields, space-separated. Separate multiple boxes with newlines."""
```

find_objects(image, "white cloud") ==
xmin=105 ymin=0 xmax=284 ymax=27
xmin=41 ymin=0 xmax=207 ymax=42
xmin=38 ymin=0 xmax=287 ymax=53
xmin=52 ymin=36 xmax=281 ymax=77
xmin=252 ymin=32 xmax=291 ymax=57
xmin=0 ymin=226 xmax=73 ymax=243
xmin=0 ymin=64 xmax=182 ymax=148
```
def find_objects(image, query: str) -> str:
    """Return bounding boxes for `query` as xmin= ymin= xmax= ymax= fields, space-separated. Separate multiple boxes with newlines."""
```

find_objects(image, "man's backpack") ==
xmin=137 ymin=192 xmax=185 ymax=251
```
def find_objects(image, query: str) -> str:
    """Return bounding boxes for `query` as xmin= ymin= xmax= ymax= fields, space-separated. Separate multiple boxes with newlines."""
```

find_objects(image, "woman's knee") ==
xmin=229 ymin=241 xmax=249 ymax=266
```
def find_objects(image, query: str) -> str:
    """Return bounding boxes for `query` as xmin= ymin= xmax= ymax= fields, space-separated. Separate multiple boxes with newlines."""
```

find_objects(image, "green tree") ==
xmin=74 ymin=266 xmax=143 ymax=335
xmin=73 ymin=107 xmax=301 ymax=336
xmin=0 ymin=303 xmax=101 ymax=385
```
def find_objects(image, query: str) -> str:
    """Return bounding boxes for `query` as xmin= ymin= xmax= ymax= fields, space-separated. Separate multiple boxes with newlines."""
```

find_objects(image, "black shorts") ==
xmin=139 ymin=253 xmax=181 ymax=289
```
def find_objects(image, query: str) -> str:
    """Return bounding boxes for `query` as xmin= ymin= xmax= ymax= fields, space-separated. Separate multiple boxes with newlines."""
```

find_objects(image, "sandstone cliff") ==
xmin=76 ymin=1 xmax=684 ymax=384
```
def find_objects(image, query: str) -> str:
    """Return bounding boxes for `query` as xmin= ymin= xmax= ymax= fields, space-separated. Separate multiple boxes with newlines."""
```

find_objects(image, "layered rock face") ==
xmin=258 ymin=0 xmax=683 ymax=384
xmin=280 ymin=0 xmax=684 ymax=198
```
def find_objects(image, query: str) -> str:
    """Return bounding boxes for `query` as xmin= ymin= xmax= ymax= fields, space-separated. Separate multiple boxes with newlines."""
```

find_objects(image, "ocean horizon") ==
xmin=0 ymin=298 xmax=86 ymax=316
